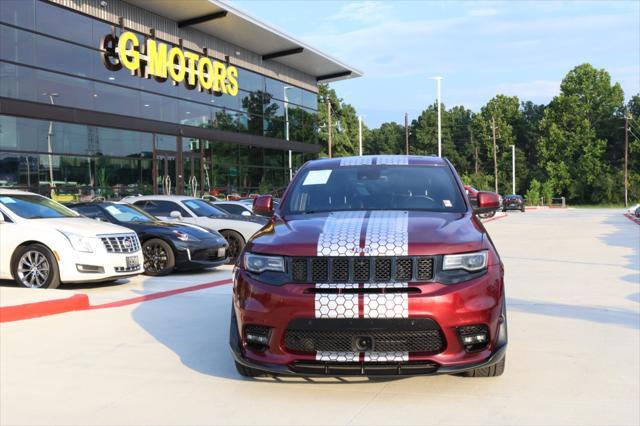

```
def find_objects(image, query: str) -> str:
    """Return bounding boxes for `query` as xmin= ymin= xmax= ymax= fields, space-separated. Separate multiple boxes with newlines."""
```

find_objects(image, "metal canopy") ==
xmin=262 ymin=47 xmax=304 ymax=61
xmin=177 ymin=10 xmax=227 ymax=28
xmin=122 ymin=0 xmax=363 ymax=82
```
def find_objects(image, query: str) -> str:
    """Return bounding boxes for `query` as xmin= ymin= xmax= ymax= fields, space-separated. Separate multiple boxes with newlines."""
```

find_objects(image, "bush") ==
xmin=525 ymin=179 xmax=541 ymax=206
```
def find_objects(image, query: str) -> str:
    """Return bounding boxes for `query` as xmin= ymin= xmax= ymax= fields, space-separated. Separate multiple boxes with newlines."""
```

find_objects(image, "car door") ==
xmin=0 ymin=206 xmax=20 ymax=279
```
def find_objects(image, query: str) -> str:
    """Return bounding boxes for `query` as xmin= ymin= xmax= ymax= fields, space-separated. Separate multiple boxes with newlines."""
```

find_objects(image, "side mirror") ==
xmin=169 ymin=210 xmax=183 ymax=220
xmin=241 ymin=210 xmax=251 ymax=217
xmin=475 ymin=192 xmax=501 ymax=214
xmin=253 ymin=195 xmax=273 ymax=216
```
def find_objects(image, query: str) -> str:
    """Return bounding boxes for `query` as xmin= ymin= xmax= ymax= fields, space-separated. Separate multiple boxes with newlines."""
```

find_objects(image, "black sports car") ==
xmin=502 ymin=194 xmax=525 ymax=212
xmin=68 ymin=202 xmax=228 ymax=276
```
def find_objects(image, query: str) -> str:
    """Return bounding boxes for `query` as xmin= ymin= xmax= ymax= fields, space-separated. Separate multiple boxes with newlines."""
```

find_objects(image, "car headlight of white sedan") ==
xmin=58 ymin=230 xmax=96 ymax=253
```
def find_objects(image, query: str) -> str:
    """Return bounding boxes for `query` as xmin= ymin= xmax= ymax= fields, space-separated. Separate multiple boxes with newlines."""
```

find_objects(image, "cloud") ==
xmin=328 ymin=1 xmax=393 ymax=23
xmin=494 ymin=80 xmax=561 ymax=100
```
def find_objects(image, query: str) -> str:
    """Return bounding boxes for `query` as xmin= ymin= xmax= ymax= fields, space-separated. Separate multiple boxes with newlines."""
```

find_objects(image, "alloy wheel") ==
xmin=144 ymin=243 xmax=168 ymax=272
xmin=17 ymin=250 xmax=50 ymax=288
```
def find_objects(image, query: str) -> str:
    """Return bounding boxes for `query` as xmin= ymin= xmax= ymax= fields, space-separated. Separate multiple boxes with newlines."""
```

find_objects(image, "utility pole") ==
xmin=492 ymin=116 xmax=498 ymax=193
xmin=327 ymin=99 xmax=332 ymax=158
xmin=358 ymin=115 xmax=363 ymax=156
xmin=511 ymin=144 xmax=516 ymax=195
xmin=624 ymin=113 xmax=629 ymax=207
xmin=433 ymin=77 xmax=443 ymax=157
xmin=405 ymin=113 xmax=409 ymax=155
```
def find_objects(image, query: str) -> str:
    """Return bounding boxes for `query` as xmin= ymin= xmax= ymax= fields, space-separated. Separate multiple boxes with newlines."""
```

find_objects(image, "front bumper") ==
xmin=174 ymin=239 xmax=227 ymax=270
xmin=59 ymin=250 xmax=144 ymax=283
xmin=230 ymin=266 xmax=507 ymax=376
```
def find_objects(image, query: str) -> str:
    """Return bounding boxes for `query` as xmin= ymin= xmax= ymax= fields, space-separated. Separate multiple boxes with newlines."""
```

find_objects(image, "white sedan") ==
xmin=0 ymin=190 xmax=144 ymax=289
xmin=121 ymin=195 xmax=264 ymax=262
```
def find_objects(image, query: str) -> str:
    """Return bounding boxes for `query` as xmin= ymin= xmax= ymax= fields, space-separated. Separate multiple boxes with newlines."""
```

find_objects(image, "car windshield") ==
xmin=183 ymin=199 xmax=228 ymax=217
xmin=283 ymin=165 xmax=466 ymax=214
xmin=104 ymin=204 xmax=156 ymax=223
xmin=0 ymin=194 xmax=78 ymax=219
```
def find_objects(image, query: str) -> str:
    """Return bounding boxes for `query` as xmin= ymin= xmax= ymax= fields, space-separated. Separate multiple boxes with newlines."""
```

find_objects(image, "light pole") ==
xmin=283 ymin=86 xmax=292 ymax=181
xmin=43 ymin=92 xmax=58 ymax=197
xmin=431 ymin=77 xmax=443 ymax=157
xmin=358 ymin=115 xmax=363 ymax=156
xmin=511 ymin=144 xmax=515 ymax=194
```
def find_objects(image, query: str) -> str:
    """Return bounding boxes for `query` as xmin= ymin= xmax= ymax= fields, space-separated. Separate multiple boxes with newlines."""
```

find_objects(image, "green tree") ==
xmin=538 ymin=64 xmax=625 ymax=203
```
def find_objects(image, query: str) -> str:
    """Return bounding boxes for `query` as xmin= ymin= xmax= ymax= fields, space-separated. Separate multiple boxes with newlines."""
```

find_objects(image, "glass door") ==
xmin=154 ymin=151 xmax=176 ymax=195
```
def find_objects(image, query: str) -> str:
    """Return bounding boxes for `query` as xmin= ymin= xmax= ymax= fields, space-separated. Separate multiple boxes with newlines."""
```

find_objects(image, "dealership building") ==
xmin=0 ymin=0 xmax=361 ymax=199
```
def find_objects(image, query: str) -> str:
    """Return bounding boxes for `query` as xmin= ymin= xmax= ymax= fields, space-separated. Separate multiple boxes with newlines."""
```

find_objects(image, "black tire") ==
xmin=521 ymin=207 xmax=525 ymax=212
xmin=11 ymin=243 xmax=61 ymax=289
xmin=234 ymin=361 xmax=265 ymax=378
xmin=142 ymin=238 xmax=175 ymax=276
xmin=462 ymin=355 xmax=506 ymax=377
xmin=220 ymin=230 xmax=244 ymax=264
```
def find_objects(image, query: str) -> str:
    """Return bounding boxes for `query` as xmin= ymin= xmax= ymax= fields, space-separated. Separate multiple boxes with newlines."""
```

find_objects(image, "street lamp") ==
xmin=430 ymin=77 xmax=443 ymax=157
xmin=358 ymin=115 xmax=364 ymax=156
xmin=511 ymin=144 xmax=516 ymax=194
xmin=42 ymin=92 xmax=59 ymax=197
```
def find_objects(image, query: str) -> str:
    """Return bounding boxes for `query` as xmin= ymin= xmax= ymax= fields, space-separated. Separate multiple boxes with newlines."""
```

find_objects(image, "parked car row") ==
xmin=0 ymin=189 xmax=271 ymax=288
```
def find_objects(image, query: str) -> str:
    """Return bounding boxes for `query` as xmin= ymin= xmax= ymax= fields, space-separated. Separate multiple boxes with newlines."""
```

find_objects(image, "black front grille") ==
xmin=311 ymin=258 xmax=328 ymax=282
xmin=284 ymin=318 xmax=445 ymax=354
xmin=288 ymin=256 xmax=434 ymax=283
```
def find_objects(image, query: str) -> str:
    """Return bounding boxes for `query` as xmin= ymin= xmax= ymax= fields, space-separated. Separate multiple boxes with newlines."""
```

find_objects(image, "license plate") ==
xmin=126 ymin=256 xmax=140 ymax=268
xmin=218 ymin=247 xmax=226 ymax=258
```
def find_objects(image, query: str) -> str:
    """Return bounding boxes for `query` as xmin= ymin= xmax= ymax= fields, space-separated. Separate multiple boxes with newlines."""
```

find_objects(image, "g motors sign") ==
xmin=101 ymin=31 xmax=239 ymax=96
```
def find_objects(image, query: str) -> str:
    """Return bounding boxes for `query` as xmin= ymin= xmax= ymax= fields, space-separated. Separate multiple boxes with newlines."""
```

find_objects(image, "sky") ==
xmin=230 ymin=0 xmax=640 ymax=128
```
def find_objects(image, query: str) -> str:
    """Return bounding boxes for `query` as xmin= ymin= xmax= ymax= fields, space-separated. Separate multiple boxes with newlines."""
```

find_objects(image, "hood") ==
xmin=247 ymin=210 xmax=485 ymax=257
xmin=31 ymin=217 xmax=134 ymax=236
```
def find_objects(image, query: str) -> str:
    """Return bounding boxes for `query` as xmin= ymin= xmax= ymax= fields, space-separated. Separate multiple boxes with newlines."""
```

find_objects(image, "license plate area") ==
xmin=126 ymin=256 xmax=139 ymax=268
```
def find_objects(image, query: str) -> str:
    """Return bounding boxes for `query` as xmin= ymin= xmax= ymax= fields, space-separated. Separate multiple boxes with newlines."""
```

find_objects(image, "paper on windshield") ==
xmin=0 ymin=197 xmax=16 ymax=204
xmin=105 ymin=205 xmax=122 ymax=215
xmin=303 ymin=170 xmax=332 ymax=186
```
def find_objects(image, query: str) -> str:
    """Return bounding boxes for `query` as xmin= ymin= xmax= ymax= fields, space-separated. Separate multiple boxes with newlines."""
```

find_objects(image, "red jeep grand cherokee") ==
xmin=230 ymin=155 xmax=507 ymax=377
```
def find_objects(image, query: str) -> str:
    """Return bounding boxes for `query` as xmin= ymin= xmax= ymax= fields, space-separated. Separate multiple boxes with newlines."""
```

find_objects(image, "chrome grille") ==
xmin=100 ymin=234 xmax=140 ymax=253
xmin=288 ymin=257 xmax=434 ymax=283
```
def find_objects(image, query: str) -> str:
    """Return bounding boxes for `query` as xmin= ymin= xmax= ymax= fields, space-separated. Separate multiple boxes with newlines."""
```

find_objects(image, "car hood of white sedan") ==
xmin=29 ymin=217 xmax=134 ymax=236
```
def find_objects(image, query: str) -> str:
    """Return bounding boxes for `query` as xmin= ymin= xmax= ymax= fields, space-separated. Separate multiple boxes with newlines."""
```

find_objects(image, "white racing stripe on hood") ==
xmin=364 ymin=211 xmax=409 ymax=256
xmin=317 ymin=211 xmax=366 ymax=256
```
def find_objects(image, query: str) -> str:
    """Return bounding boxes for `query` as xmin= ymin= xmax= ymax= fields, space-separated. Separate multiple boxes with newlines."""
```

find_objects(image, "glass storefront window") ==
xmin=35 ymin=1 xmax=92 ymax=46
xmin=155 ymin=134 xmax=176 ymax=151
xmin=0 ymin=0 xmax=34 ymax=30
xmin=0 ymin=24 xmax=35 ymax=64
xmin=0 ymin=152 xmax=38 ymax=191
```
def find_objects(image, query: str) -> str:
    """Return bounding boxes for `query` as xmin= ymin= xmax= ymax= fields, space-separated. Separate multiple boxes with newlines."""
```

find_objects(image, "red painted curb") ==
xmin=89 ymin=278 xmax=232 ymax=310
xmin=0 ymin=294 xmax=90 ymax=323
xmin=623 ymin=213 xmax=640 ymax=225
xmin=0 ymin=278 xmax=232 ymax=323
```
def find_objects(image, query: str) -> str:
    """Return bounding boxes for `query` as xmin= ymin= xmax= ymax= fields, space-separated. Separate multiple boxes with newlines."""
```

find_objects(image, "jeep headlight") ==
xmin=244 ymin=253 xmax=285 ymax=273
xmin=443 ymin=250 xmax=488 ymax=272
xmin=59 ymin=230 xmax=95 ymax=253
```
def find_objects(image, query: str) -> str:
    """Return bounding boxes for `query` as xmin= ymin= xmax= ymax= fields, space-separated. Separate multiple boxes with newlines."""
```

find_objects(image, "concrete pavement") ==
xmin=1 ymin=209 xmax=638 ymax=425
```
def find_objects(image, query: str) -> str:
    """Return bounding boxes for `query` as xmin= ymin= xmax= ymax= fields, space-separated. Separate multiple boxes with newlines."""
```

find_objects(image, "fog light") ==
xmin=244 ymin=325 xmax=271 ymax=351
xmin=458 ymin=324 xmax=489 ymax=352
xmin=76 ymin=264 xmax=104 ymax=273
